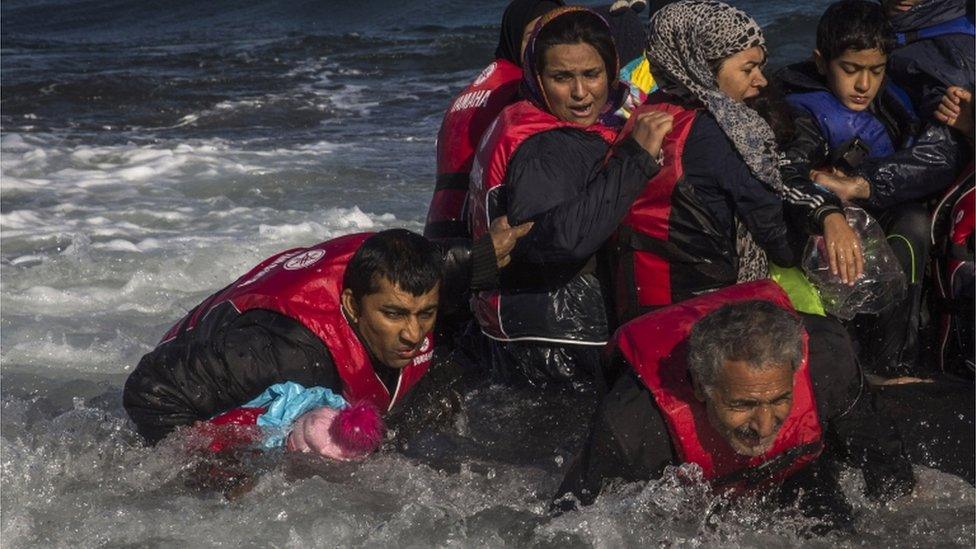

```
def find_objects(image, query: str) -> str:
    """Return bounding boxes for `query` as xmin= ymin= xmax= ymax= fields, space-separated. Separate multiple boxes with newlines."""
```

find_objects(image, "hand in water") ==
xmin=629 ymin=110 xmax=675 ymax=160
xmin=489 ymin=216 xmax=534 ymax=268
xmin=822 ymin=212 xmax=864 ymax=285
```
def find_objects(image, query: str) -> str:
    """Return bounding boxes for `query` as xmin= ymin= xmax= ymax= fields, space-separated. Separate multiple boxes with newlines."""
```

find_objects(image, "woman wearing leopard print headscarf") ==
xmin=608 ymin=0 xmax=863 ymax=322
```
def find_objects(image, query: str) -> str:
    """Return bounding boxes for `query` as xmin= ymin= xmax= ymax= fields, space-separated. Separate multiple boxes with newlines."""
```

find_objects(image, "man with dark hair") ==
xmin=775 ymin=0 xmax=968 ymax=376
xmin=555 ymin=281 xmax=915 ymax=527
xmin=124 ymin=227 xmax=523 ymax=445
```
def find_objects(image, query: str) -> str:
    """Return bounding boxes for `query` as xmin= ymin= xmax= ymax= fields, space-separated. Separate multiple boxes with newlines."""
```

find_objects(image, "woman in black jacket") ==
xmin=467 ymin=7 xmax=673 ymax=390
xmin=606 ymin=0 xmax=865 ymax=323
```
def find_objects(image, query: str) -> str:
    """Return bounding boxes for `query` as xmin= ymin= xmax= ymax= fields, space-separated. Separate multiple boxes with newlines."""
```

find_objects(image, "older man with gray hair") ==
xmin=555 ymin=281 xmax=914 ymax=529
xmin=687 ymin=300 xmax=806 ymax=459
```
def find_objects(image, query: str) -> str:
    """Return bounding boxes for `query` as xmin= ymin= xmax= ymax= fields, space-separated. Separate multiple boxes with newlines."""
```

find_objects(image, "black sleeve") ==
xmin=686 ymin=115 xmax=798 ymax=267
xmin=554 ymin=367 xmax=674 ymax=509
xmin=123 ymin=307 xmax=341 ymax=445
xmin=779 ymin=112 xmax=844 ymax=234
xmin=858 ymin=122 xmax=970 ymax=210
xmin=437 ymin=234 xmax=498 ymax=292
xmin=507 ymin=131 xmax=659 ymax=264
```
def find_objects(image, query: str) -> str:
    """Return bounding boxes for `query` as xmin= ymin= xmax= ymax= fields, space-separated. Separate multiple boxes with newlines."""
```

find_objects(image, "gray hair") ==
xmin=687 ymin=300 xmax=804 ymax=390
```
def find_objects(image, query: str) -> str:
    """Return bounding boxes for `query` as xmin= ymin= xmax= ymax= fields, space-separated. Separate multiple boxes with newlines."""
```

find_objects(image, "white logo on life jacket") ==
xmin=412 ymin=336 xmax=433 ymax=365
xmin=473 ymin=61 xmax=496 ymax=86
xmin=238 ymin=250 xmax=303 ymax=287
xmin=284 ymin=249 xmax=325 ymax=270
xmin=450 ymin=89 xmax=492 ymax=113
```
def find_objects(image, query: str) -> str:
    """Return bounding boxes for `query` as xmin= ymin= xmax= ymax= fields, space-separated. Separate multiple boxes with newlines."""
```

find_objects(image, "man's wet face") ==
xmin=696 ymin=359 xmax=795 ymax=457
xmin=342 ymin=276 xmax=438 ymax=370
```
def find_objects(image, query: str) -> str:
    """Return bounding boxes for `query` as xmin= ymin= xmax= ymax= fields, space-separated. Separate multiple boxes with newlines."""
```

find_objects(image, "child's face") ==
xmin=882 ymin=0 xmax=921 ymax=18
xmin=816 ymin=47 xmax=887 ymax=112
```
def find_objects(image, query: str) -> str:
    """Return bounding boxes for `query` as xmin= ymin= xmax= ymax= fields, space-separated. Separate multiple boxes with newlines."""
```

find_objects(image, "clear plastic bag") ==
xmin=802 ymin=207 xmax=907 ymax=320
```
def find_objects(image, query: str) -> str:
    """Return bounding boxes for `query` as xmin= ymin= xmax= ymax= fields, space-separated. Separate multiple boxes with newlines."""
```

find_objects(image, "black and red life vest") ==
xmin=424 ymin=59 xmax=523 ymax=241
xmin=467 ymin=99 xmax=618 ymax=342
xmin=611 ymin=99 xmax=738 ymax=322
xmin=931 ymin=165 xmax=975 ymax=374
xmin=613 ymin=280 xmax=823 ymax=491
xmin=160 ymin=233 xmax=433 ymax=412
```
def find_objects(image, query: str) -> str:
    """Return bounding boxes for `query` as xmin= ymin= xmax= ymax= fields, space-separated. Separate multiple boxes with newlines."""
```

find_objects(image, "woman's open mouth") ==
xmin=568 ymin=103 xmax=593 ymax=118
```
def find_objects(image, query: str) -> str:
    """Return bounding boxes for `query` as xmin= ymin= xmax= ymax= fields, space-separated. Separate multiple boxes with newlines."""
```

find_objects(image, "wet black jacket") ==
xmin=777 ymin=61 xmax=969 ymax=210
xmin=124 ymin=239 xmax=490 ymax=445
xmin=555 ymin=313 xmax=915 ymax=507
xmin=675 ymin=111 xmax=803 ymax=268
xmin=494 ymin=129 xmax=658 ymax=342
xmin=886 ymin=0 xmax=975 ymax=119
xmin=125 ymin=304 xmax=347 ymax=445
xmin=615 ymin=105 xmax=829 ymax=316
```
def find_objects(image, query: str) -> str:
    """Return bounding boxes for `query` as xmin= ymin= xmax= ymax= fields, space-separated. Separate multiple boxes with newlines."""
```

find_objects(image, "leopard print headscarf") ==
xmin=645 ymin=0 xmax=785 ymax=197
xmin=647 ymin=0 xmax=780 ymax=281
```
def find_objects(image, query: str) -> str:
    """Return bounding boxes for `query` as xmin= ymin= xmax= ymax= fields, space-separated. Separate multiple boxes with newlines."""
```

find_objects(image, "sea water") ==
xmin=2 ymin=0 xmax=973 ymax=546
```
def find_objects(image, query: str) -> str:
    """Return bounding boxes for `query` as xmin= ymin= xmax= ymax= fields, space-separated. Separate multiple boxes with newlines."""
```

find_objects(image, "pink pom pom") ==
xmin=330 ymin=400 xmax=384 ymax=453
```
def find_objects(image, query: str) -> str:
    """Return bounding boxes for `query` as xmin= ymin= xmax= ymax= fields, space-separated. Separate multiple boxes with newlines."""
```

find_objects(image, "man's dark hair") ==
xmin=343 ymin=229 xmax=443 ymax=301
xmin=533 ymin=9 xmax=618 ymax=82
xmin=687 ymin=300 xmax=804 ymax=391
xmin=816 ymin=0 xmax=895 ymax=62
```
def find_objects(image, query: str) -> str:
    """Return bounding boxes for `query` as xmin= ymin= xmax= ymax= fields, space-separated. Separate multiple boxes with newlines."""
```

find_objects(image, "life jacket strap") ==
xmin=895 ymin=15 xmax=976 ymax=46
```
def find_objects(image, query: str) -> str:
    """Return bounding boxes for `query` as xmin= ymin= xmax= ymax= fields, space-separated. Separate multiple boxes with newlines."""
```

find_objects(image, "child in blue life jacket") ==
xmin=775 ymin=0 xmax=969 ymax=377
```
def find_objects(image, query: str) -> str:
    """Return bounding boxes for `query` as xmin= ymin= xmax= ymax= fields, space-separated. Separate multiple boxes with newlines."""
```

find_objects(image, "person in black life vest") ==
xmin=776 ymin=0 xmax=969 ymax=376
xmin=609 ymin=0 xmax=863 ymax=326
xmin=554 ymin=282 xmax=915 ymax=527
xmin=467 ymin=6 xmax=675 ymax=390
xmin=123 ymin=227 xmax=525 ymax=445
xmin=424 ymin=0 xmax=563 ymax=243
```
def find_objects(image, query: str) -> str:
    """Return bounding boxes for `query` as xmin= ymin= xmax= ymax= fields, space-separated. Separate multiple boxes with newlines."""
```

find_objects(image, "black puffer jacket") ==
xmin=494 ymin=129 xmax=658 ymax=343
xmin=124 ymin=239 xmax=489 ymax=445
xmin=777 ymin=61 xmax=969 ymax=210
xmin=124 ymin=304 xmax=346 ymax=445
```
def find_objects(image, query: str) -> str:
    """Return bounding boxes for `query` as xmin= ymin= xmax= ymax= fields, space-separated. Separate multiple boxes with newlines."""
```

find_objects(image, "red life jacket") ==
xmin=611 ymin=99 xmax=741 ymax=322
xmin=613 ymin=280 xmax=823 ymax=492
xmin=424 ymin=59 xmax=523 ymax=241
xmin=467 ymin=99 xmax=618 ymax=341
xmin=160 ymin=233 xmax=433 ymax=412
xmin=199 ymin=406 xmax=267 ymax=452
